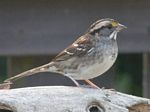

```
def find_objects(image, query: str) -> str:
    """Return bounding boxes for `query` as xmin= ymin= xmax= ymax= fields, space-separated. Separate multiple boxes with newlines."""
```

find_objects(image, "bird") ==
xmin=3 ymin=18 xmax=126 ymax=89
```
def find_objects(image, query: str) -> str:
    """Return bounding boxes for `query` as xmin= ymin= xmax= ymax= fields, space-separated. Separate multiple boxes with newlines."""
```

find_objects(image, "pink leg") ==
xmin=84 ymin=79 xmax=100 ymax=89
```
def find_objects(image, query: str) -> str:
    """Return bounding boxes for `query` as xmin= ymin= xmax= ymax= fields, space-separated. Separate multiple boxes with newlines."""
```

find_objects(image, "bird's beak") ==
xmin=116 ymin=23 xmax=127 ymax=32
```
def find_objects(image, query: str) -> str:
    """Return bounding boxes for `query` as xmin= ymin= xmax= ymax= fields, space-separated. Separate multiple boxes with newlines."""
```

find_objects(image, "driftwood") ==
xmin=0 ymin=86 xmax=150 ymax=112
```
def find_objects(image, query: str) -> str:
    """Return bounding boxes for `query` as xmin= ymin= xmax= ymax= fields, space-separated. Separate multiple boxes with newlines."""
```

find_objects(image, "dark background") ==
xmin=0 ymin=0 xmax=150 ymax=99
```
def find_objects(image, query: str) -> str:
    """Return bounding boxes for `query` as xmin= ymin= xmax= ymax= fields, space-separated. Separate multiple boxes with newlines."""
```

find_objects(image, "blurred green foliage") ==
xmin=115 ymin=54 xmax=142 ymax=96
xmin=0 ymin=57 xmax=7 ymax=83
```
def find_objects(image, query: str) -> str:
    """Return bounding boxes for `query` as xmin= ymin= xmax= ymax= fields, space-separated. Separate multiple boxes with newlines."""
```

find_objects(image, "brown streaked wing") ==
xmin=53 ymin=34 xmax=93 ymax=62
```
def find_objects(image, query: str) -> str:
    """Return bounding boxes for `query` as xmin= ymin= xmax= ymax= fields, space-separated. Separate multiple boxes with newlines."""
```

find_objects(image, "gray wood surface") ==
xmin=0 ymin=86 xmax=150 ymax=112
xmin=0 ymin=0 xmax=150 ymax=55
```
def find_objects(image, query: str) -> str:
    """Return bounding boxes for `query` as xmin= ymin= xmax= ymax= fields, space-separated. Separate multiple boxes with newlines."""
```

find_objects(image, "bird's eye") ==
xmin=107 ymin=24 xmax=112 ymax=29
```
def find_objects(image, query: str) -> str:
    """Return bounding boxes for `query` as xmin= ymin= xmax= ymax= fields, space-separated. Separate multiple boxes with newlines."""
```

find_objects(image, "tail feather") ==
xmin=4 ymin=62 xmax=54 ymax=83
xmin=0 ymin=82 xmax=12 ymax=89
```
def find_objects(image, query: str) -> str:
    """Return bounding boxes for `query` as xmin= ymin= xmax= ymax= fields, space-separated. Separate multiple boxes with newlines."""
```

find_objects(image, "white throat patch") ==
xmin=110 ymin=31 xmax=118 ymax=40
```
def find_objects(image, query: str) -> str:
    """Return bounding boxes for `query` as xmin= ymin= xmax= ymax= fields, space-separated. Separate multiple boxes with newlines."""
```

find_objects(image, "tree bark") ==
xmin=0 ymin=86 xmax=150 ymax=112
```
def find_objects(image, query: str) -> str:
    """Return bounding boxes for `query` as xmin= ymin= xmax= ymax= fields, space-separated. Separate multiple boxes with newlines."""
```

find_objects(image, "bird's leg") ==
xmin=67 ymin=76 xmax=80 ymax=87
xmin=84 ymin=79 xmax=100 ymax=89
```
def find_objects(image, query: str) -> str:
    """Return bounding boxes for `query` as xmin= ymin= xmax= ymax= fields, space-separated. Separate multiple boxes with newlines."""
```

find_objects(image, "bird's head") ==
xmin=88 ymin=18 xmax=126 ymax=40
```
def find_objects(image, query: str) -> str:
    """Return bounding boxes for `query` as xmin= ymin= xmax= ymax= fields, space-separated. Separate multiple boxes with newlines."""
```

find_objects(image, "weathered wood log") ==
xmin=0 ymin=86 xmax=150 ymax=112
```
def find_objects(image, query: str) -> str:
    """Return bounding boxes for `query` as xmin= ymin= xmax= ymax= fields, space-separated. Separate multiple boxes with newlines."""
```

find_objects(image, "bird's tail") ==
xmin=4 ymin=62 xmax=55 ymax=83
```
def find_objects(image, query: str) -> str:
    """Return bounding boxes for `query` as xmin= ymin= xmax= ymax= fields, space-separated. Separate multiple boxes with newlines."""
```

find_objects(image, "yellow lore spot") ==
xmin=111 ymin=21 xmax=118 ymax=27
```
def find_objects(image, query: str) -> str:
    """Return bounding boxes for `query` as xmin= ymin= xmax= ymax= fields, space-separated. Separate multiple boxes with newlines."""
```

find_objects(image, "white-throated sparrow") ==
xmin=2 ymin=18 xmax=126 ymax=89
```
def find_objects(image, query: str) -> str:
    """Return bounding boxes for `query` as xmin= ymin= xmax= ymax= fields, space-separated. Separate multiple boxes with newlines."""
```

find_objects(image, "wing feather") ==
xmin=53 ymin=34 xmax=93 ymax=62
